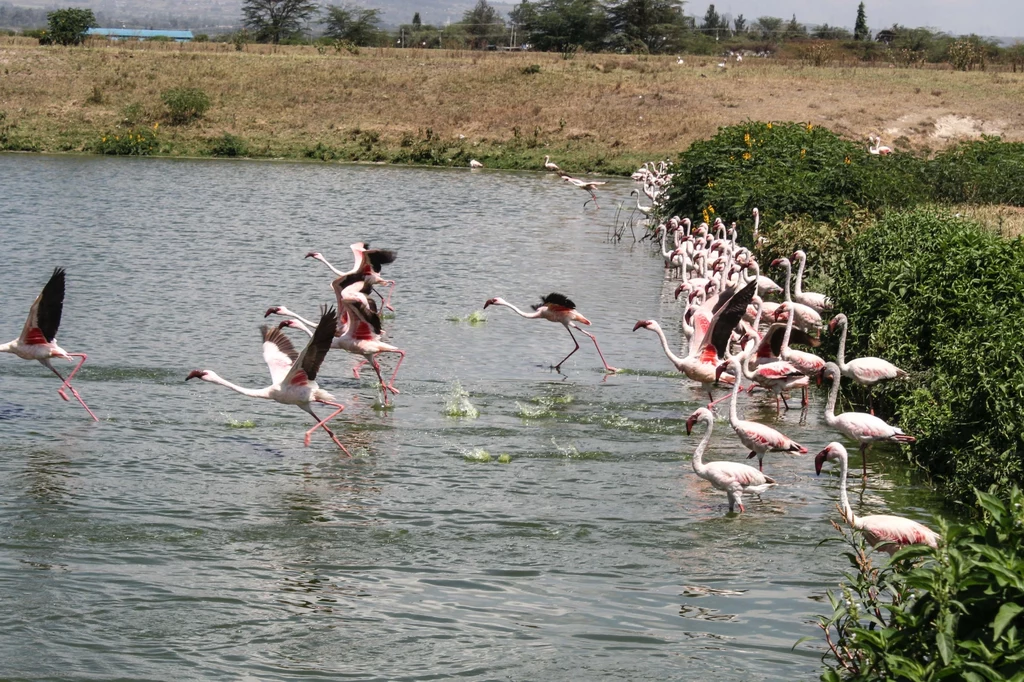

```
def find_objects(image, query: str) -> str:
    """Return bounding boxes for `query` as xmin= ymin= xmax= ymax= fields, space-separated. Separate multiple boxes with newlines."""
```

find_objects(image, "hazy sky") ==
xmin=706 ymin=1 xmax=1022 ymax=37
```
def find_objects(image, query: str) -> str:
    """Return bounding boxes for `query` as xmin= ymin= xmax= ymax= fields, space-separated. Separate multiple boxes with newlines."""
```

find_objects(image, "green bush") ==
xmin=40 ymin=8 xmax=95 ymax=46
xmin=818 ymin=487 xmax=1024 ymax=681
xmin=161 ymin=87 xmax=211 ymax=125
xmin=828 ymin=208 xmax=1024 ymax=502
xmin=931 ymin=137 xmax=1024 ymax=206
xmin=209 ymin=132 xmax=248 ymax=157
xmin=95 ymin=128 xmax=158 ymax=155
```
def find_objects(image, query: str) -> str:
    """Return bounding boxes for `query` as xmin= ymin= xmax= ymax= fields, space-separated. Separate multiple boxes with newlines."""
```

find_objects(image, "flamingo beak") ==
xmin=714 ymin=364 xmax=727 ymax=383
xmin=814 ymin=448 xmax=830 ymax=475
xmin=816 ymin=369 xmax=824 ymax=387
xmin=770 ymin=258 xmax=783 ymax=267
xmin=828 ymin=318 xmax=838 ymax=333
xmin=264 ymin=307 xmax=280 ymax=318
xmin=685 ymin=414 xmax=698 ymax=435
xmin=185 ymin=370 xmax=206 ymax=381
xmin=632 ymin=320 xmax=649 ymax=332
xmin=483 ymin=298 xmax=496 ymax=309
xmin=304 ymin=251 xmax=319 ymax=259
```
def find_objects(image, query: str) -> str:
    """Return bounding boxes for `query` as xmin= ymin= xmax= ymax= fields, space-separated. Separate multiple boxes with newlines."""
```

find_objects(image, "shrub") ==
xmin=161 ymin=87 xmax=210 ymax=124
xmin=931 ymin=137 xmax=1024 ymax=206
xmin=521 ymin=63 xmax=541 ymax=74
xmin=209 ymin=132 xmax=248 ymax=157
xmin=40 ymin=8 xmax=95 ymax=46
xmin=663 ymin=122 xmax=930 ymax=235
xmin=829 ymin=208 xmax=1024 ymax=502
xmin=818 ymin=486 xmax=1024 ymax=681
xmin=95 ymin=127 xmax=158 ymax=155
xmin=120 ymin=102 xmax=146 ymax=125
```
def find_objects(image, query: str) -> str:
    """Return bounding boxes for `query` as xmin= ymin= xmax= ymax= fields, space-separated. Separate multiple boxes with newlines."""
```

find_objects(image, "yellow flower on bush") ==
xmin=845 ymin=156 xmax=851 ymax=165
xmin=767 ymin=122 xmax=773 ymax=130
xmin=153 ymin=122 xmax=159 ymax=130
xmin=806 ymin=123 xmax=813 ymax=131
xmin=744 ymin=132 xmax=751 ymax=147
xmin=800 ymin=148 xmax=806 ymax=158
xmin=702 ymin=209 xmax=710 ymax=223
xmin=707 ymin=181 xmax=715 ymax=188
xmin=708 ymin=205 xmax=715 ymax=214
xmin=742 ymin=151 xmax=752 ymax=161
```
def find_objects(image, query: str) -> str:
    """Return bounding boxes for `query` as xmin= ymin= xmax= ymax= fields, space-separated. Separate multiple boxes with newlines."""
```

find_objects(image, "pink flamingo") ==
xmin=717 ymin=358 xmax=807 ymax=471
xmin=771 ymin=257 xmax=822 ymax=333
xmin=830 ymin=313 xmax=907 ymax=414
xmin=635 ymin=280 xmax=757 ymax=405
xmin=561 ymin=175 xmax=607 ymax=209
xmin=186 ymin=307 xmax=350 ymax=454
xmin=686 ymin=407 xmax=777 ymax=513
xmin=820 ymin=362 xmax=915 ymax=479
xmin=776 ymin=303 xmax=827 ymax=378
xmin=816 ymin=442 xmax=938 ymax=554
xmin=868 ymin=135 xmax=893 ymax=156
xmin=484 ymin=293 xmax=618 ymax=373
xmin=791 ymin=250 xmax=833 ymax=314
xmin=0 ymin=267 xmax=97 ymax=420
xmin=306 ymin=242 xmax=397 ymax=311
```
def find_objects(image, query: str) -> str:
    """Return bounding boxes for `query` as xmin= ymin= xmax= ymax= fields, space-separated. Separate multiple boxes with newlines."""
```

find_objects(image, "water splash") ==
xmin=224 ymin=417 xmax=257 ymax=429
xmin=443 ymin=380 xmax=479 ymax=418
xmin=463 ymin=448 xmax=492 ymax=463
xmin=446 ymin=310 xmax=488 ymax=325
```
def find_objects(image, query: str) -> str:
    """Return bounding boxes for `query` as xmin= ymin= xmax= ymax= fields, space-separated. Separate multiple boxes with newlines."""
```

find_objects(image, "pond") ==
xmin=0 ymin=154 xmax=942 ymax=680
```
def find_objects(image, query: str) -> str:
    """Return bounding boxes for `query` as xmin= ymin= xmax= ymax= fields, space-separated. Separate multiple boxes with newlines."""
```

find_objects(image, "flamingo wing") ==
xmin=742 ymin=420 xmax=804 ymax=452
xmin=19 ymin=267 xmax=65 ymax=345
xmin=365 ymin=249 xmax=397 ymax=273
xmin=261 ymin=324 xmax=299 ymax=384
xmin=859 ymin=515 xmax=939 ymax=551
xmin=285 ymin=306 xmax=338 ymax=385
xmin=706 ymin=461 xmax=774 ymax=487
xmin=697 ymin=279 xmax=757 ymax=359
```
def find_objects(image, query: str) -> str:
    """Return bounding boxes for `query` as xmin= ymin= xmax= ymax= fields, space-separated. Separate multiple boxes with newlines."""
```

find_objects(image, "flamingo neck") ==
xmin=781 ymin=303 xmax=794 ymax=352
xmin=318 ymin=255 xmax=347 ymax=277
xmin=782 ymin=260 xmax=793 ymax=302
xmin=498 ymin=302 xmax=542 ymax=319
xmin=836 ymin=318 xmax=848 ymax=371
xmin=836 ymin=450 xmax=856 ymax=527
xmin=691 ymin=416 xmax=712 ymax=476
xmin=728 ymin=362 xmax=742 ymax=425
xmin=652 ymin=325 xmax=684 ymax=367
xmin=204 ymin=373 xmax=273 ymax=399
xmin=752 ymin=299 xmax=764 ymax=332
xmin=824 ymin=368 xmax=840 ymax=427
xmin=794 ymin=253 xmax=807 ymax=296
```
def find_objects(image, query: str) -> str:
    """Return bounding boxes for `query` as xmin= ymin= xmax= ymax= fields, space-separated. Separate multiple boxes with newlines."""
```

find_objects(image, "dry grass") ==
xmin=2 ymin=37 xmax=1023 ymax=172
xmin=952 ymin=205 xmax=1024 ymax=238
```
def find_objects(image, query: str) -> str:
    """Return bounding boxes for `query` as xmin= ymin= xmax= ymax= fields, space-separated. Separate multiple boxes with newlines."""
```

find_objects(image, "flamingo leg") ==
xmin=45 ymin=356 xmax=98 ymax=421
xmin=352 ymin=358 xmax=368 ymax=379
xmin=554 ymin=327 xmax=581 ymax=372
xmin=304 ymin=402 xmax=350 ymax=455
xmin=368 ymin=356 xmax=389 ymax=405
xmin=382 ymin=281 xmax=396 ymax=312
xmin=802 ymin=386 xmax=809 ymax=407
xmin=381 ymin=349 xmax=405 ymax=395
xmin=860 ymin=443 xmax=869 ymax=480
xmin=571 ymin=323 xmax=618 ymax=373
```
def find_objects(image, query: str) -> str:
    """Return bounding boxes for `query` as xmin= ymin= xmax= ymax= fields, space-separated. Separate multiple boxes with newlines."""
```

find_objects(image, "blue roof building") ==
xmin=87 ymin=28 xmax=194 ymax=42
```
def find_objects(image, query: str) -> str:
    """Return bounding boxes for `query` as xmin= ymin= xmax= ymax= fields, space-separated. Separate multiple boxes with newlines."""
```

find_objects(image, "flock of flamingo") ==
xmin=1 ymin=155 xmax=936 ymax=556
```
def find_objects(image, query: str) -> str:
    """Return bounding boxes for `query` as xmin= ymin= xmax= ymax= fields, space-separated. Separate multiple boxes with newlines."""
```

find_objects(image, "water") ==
xmin=0 ymin=155 xmax=942 ymax=680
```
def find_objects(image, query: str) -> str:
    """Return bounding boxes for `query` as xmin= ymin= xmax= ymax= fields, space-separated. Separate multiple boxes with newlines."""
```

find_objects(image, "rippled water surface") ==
xmin=0 ymin=155 xmax=941 ymax=680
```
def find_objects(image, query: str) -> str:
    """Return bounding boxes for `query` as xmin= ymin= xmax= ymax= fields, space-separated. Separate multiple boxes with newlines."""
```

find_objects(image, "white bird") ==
xmin=543 ymin=155 xmax=561 ymax=172
xmin=686 ymin=407 xmax=777 ymax=513
xmin=561 ymin=174 xmax=608 ymax=209
xmin=469 ymin=159 xmax=484 ymax=168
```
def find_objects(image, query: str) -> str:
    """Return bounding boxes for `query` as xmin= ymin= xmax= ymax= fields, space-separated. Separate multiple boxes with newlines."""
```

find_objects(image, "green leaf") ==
xmin=993 ymin=602 xmax=1024 ymax=640
xmin=937 ymin=631 xmax=954 ymax=665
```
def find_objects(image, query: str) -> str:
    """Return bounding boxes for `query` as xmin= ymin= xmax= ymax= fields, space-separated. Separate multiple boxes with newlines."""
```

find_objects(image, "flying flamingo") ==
xmin=816 ymin=442 xmax=938 ymax=554
xmin=791 ymin=250 xmax=832 ymax=314
xmin=820 ymin=362 xmax=915 ymax=479
xmin=0 ymin=267 xmax=97 ymax=420
xmin=484 ymin=293 xmax=618 ymax=373
xmin=830 ymin=313 xmax=907 ymax=414
xmin=686 ymin=407 xmax=777 ymax=513
xmin=306 ymin=242 xmax=397 ymax=311
xmin=716 ymin=358 xmax=807 ymax=471
xmin=634 ymin=279 xmax=756 ymax=406
xmin=543 ymin=155 xmax=561 ymax=172
xmin=868 ymin=135 xmax=893 ymax=156
xmin=561 ymin=175 xmax=607 ymax=209
xmin=186 ymin=306 xmax=351 ymax=454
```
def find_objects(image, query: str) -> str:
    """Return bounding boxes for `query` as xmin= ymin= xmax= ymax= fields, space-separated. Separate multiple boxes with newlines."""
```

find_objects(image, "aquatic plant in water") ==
xmin=444 ymin=380 xmax=479 ymax=418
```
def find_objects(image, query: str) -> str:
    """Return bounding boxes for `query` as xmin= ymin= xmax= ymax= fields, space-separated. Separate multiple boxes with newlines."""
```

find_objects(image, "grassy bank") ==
xmin=2 ymin=37 xmax=1024 ymax=173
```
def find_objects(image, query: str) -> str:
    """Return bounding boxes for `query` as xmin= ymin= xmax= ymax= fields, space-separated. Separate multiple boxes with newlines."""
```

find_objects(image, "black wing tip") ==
xmin=540 ymin=293 xmax=576 ymax=309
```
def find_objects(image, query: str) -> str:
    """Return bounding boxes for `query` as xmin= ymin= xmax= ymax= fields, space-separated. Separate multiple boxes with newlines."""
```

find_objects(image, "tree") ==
xmin=812 ymin=23 xmax=850 ymax=40
xmin=701 ymin=4 xmax=723 ymax=39
xmin=607 ymin=0 xmax=687 ymax=53
xmin=242 ymin=0 xmax=318 ymax=44
xmin=754 ymin=16 xmax=782 ymax=42
xmin=462 ymin=0 xmax=504 ymax=48
xmin=854 ymin=2 xmax=869 ymax=41
xmin=521 ymin=0 xmax=608 ymax=55
xmin=733 ymin=14 xmax=746 ymax=33
xmin=324 ymin=4 xmax=382 ymax=45
xmin=42 ymin=8 xmax=95 ymax=46
xmin=784 ymin=14 xmax=806 ymax=40
xmin=412 ymin=12 xmax=421 ymax=27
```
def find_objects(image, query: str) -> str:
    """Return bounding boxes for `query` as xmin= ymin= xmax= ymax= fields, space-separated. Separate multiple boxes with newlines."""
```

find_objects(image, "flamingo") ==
xmin=634 ymin=279 xmax=756 ymax=405
xmin=0 ymin=267 xmax=97 ymax=420
xmin=561 ymin=174 xmax=607 ymax=208
xmin=868 ymin=135 xmax=892 ymax=156
xmin=776 ymin=303 xmax=826 ymax=377
xmin=543 ymin=155 xmax=561 ymax=172
xmin=306 ymin=242 xmax=397 ymax=312
xmin=771 ymin=257 xmax=822 ymax=333
xmin=830 ymin=313 xmax=907 ymax=414
xmin=816 ymin=442 xmax=938 ymax=554
xmin=469 ymin=159 xmax=484 ymax=168
xmin=686 ymin=407 xmax=777 ymax=513
xmin=791 ymin=250 xmax=832 ymax=313
xmin=820 ymin=362 xmax=915 ymax=479
xmin=186 ymin=306 xmax=350 ymax=454
xmin=483 ymin=293 xmax=619 ymax=373
xmin=717 ymin=358 xmax=807 ymax=471
xmin=751 ymin=207 xmax=767 ymax=248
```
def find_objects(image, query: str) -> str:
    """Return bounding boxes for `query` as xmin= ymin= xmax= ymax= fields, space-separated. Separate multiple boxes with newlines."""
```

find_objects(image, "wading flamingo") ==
xmin=686 ymin=407 xmax=777 ymax=513
xmin=816 ymin=442 xmax=938 ymax=554
xmin=830 ymin=313 xmax=907 ymax=414
xmin=469 ymin=159 xmax=484 ymax=168
xmin=791 ymin=250 xmax=832 ymax=314
xmin=561 ymin=175 xmax=607 ymax=209
xmin=820 ymin=362 xmax=915 ymax=479
xmin=717 ymin=358 xmax=807 ymax=471
xmin=543 ymin=155 xmax=561 ymax=172
xmin=186 ymin=306 xmax=351 ymax=454
xmin=0 ymin=267 xmax=97 ymax=420
xmin=771 ymin=257 xmax=822 ymax=333
xmin=483 ymin=293 xmax=619 ymax=373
